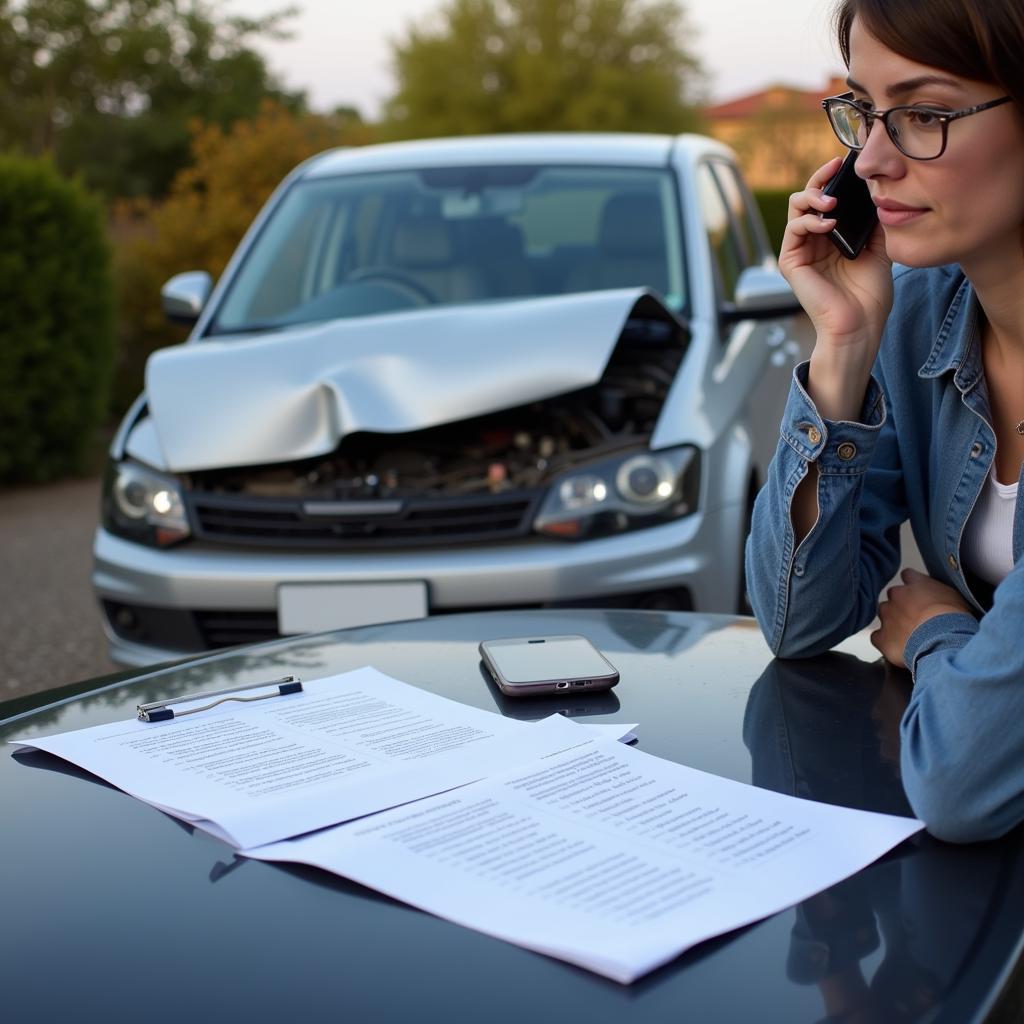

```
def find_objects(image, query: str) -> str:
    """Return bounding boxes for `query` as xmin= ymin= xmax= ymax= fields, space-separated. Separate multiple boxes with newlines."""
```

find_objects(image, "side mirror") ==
xmin=162 ymin=271 xmax=213 ymax=326
xmin=721 ymin=266 xmax=802 ymax=321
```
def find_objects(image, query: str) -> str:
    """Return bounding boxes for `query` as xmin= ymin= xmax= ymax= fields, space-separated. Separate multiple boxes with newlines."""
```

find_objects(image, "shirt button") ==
xmin=970 ymin=442 xmax=983 ymax=458
xmin=948 ymin=554 xmax=958 ymax=571
xmin=807 ymin=427 xmax=821 ymax=445
xmin=837 ymin=442 xmax=857 ymax=461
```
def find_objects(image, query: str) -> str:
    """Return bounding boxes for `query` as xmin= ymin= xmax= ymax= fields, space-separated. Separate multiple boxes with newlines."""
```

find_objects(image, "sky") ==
xmin=231 ymin=0 xmax=845 ymax=118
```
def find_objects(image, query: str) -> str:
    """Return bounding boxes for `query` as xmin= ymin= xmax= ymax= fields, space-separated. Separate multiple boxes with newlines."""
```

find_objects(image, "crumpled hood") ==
xmin=142 ymin=288 xmax=654 ymax=473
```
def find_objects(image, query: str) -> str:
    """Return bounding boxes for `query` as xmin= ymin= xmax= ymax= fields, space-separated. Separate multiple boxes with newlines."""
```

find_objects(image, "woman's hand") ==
xmin=871 ymin=568 xmax=974 ymax=668
xmin=780 ymin=156 xmax=895 ymax=422
xmin=780 ymin=157 xmax=893 ymax=348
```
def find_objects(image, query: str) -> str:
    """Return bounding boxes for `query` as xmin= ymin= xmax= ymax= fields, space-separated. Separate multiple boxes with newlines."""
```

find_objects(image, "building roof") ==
xmin=705 ymin=77 xmax=847 ymax=119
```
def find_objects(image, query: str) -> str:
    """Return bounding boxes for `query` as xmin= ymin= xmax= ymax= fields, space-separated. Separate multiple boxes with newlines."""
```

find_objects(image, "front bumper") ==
xmin=94 ymin=505 xmax=742 ymax=665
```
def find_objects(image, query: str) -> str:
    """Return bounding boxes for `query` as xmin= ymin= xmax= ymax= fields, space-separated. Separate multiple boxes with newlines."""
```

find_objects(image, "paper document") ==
xmin=11 ymin=667 xmax=630 ymax=848
xmin=252 ymin=719 xmax=923 ymax=984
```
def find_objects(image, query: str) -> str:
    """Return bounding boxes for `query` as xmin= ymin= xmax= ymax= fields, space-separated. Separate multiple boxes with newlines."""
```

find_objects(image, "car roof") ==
xmin=300 ymin=133 xmax=717 ymax=179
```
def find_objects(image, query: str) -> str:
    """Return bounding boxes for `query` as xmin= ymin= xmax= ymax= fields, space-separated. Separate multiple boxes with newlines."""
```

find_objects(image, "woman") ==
xmin=746 ymin=0 xmax=1024 ymax=841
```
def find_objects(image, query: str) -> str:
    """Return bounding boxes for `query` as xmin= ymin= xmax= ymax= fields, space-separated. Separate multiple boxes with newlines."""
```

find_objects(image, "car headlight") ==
xmin=102 ymin=460 xmax=191 ymax=548
xmin=534 ymin=446 xmax=699 ymax=539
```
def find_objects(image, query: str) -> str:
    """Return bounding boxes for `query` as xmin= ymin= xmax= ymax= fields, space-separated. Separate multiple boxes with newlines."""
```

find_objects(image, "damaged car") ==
xmin=95 ymin=133 xmax=806 ymax=666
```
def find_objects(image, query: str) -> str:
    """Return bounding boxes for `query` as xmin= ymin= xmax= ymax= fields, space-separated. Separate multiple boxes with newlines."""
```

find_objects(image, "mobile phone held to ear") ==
xmin=821 ymin=150 xmax=878 ymax=260
xmin=479 ymin=635 xmax=620 ymax=697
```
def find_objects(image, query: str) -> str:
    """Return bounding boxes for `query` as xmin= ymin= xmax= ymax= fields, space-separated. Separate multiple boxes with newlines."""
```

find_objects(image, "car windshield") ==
xmin=209 ymin=163 xmax=686 ymax=335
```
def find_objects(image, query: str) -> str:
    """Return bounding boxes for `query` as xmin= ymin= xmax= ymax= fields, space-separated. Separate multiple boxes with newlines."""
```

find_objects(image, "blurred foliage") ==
xmin=0 ymin=0 xmax=304 ymax=198
xmin=0 ymin=153 xmax=115 ymax=483
xmin=110 ymin=102 xmax=373 ymax=413
xmin=752 ymin=188 xmax=792 ymax=256
xmin=383 ymin=0 xmax=706 ymax=139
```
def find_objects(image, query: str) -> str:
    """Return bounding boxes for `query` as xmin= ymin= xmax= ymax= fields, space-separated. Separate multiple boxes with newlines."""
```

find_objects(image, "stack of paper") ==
xmin=11 ymin=666 xmax=922 ymax=983
xmin=12 ymin=667 xmax=630 ymax=848
xmin=253 ymin=727 xmax=922 ymax=982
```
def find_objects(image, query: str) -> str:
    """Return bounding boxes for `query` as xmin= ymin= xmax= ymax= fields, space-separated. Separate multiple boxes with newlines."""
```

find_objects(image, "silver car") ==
xmin=95 ymin=133 xmax=805 ymax=666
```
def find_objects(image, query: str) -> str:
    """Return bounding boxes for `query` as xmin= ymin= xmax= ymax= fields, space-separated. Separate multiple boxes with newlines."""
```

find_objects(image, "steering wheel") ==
xmin=345 ymin=267 xmax=440 ymax=306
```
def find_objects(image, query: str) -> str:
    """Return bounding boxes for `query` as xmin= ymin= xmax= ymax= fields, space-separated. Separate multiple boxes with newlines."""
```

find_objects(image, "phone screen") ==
xmin=822 ymin=150 xmax=878 ymax=259
xmin=483 ymin=636 xmax=616 ymax=683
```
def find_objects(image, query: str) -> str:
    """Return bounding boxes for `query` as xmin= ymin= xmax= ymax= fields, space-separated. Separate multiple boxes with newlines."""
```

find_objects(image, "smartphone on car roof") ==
xmin=479 ymin=634 xmax=620 ymax=697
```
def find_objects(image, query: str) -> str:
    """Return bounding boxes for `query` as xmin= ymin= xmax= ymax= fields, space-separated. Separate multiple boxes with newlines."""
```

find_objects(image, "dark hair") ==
xmin=834 ymin=0 xmax=1024 ymax=109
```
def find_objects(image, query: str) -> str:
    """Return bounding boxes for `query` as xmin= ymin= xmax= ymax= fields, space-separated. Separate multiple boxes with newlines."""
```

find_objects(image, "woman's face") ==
xmin=849 ymin=17 xmax=1024 ymax=273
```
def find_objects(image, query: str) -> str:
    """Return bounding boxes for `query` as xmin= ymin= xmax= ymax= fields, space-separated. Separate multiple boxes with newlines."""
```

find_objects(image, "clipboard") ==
xmin=136 ymin=676 xmax=303 ymax=722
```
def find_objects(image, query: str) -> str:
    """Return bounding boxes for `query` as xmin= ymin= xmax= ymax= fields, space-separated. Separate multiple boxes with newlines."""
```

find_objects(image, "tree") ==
xmin=0 ymin=154 xmax=115 ymax=482
xmin=383 ymin=0 xmax=706 ymax=139
xmin=0 ymin=0 xmax=304 ymax=197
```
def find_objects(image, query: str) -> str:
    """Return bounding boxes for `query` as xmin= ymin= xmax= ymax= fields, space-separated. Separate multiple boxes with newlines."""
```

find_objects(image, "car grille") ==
xmin=187 ymin=490 xmax=542 ymax=547
xmin=194 ymin=610 xmax=281 ymax=648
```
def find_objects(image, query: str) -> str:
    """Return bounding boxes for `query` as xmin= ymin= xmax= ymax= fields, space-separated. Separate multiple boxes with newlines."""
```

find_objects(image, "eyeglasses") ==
xmin=821 ymin=91 xmax=1012 ymax=160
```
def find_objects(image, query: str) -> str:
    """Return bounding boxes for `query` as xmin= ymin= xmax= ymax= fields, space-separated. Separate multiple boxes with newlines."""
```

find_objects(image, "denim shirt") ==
xmin=746 ymin=263 xmax=1024 ymax=842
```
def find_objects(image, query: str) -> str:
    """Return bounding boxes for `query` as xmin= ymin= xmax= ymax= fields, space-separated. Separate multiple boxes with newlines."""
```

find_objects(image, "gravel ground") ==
xmin=0 ymin=477 xmax=118 ymax=702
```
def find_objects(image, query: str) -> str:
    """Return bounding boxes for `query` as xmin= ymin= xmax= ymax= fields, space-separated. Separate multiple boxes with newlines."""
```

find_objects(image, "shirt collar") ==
xmin=917 ymin=275 xmax=984 ymax=393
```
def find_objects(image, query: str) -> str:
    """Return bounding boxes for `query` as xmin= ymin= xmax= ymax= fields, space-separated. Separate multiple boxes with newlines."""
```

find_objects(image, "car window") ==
xmin=210 ymin=165 xmax=687 ymax=336
xmin=696 ymin=162 xmax=746 ymax=301
xmin=708 ymin=160 xmax=767 ymax=267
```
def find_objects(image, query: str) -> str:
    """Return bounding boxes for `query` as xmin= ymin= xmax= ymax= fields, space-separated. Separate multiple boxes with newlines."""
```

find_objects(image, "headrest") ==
xmin=391 ymin=218 xmax=455 ymax=268
xmin=598 ymin=193 xmax=666 ymax=258
xmin=464 ymin=217 xmax=525 ymax=260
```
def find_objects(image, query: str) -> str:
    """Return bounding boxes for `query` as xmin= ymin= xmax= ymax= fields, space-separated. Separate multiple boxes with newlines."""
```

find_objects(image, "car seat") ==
xmin=564 ymin=193 xmax=669 ymax=297
xmin=458 ymin=217 xmax=534 ymax=298
xmin=388 ymin=216 xmax=487 ymax=304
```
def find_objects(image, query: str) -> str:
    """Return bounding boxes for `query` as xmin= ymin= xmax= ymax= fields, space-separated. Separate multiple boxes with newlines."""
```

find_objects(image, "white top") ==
xmin=962 ymin=465 xmax=1018 ymax=585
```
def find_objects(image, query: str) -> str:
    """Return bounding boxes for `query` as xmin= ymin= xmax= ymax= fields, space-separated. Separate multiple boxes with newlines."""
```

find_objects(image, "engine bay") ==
xmin=186 ymin=313 xmax=687 ymax=502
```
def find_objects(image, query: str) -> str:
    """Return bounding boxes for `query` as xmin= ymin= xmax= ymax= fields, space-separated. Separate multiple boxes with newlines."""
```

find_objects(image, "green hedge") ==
xmin=753 ymin=189 xmax=793 ymax=257
xmin=0 ymin=155 xmax=116 ymax=484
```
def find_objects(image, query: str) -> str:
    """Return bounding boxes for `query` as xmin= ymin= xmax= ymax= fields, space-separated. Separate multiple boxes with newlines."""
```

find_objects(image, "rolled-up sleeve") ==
xmin=745 ymin=360 xmax=904 ymax=657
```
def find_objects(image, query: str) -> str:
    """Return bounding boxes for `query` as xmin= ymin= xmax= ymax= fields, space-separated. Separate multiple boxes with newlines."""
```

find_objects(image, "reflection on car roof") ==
xmin=302 ymin=132 xmax=700 ymax=178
